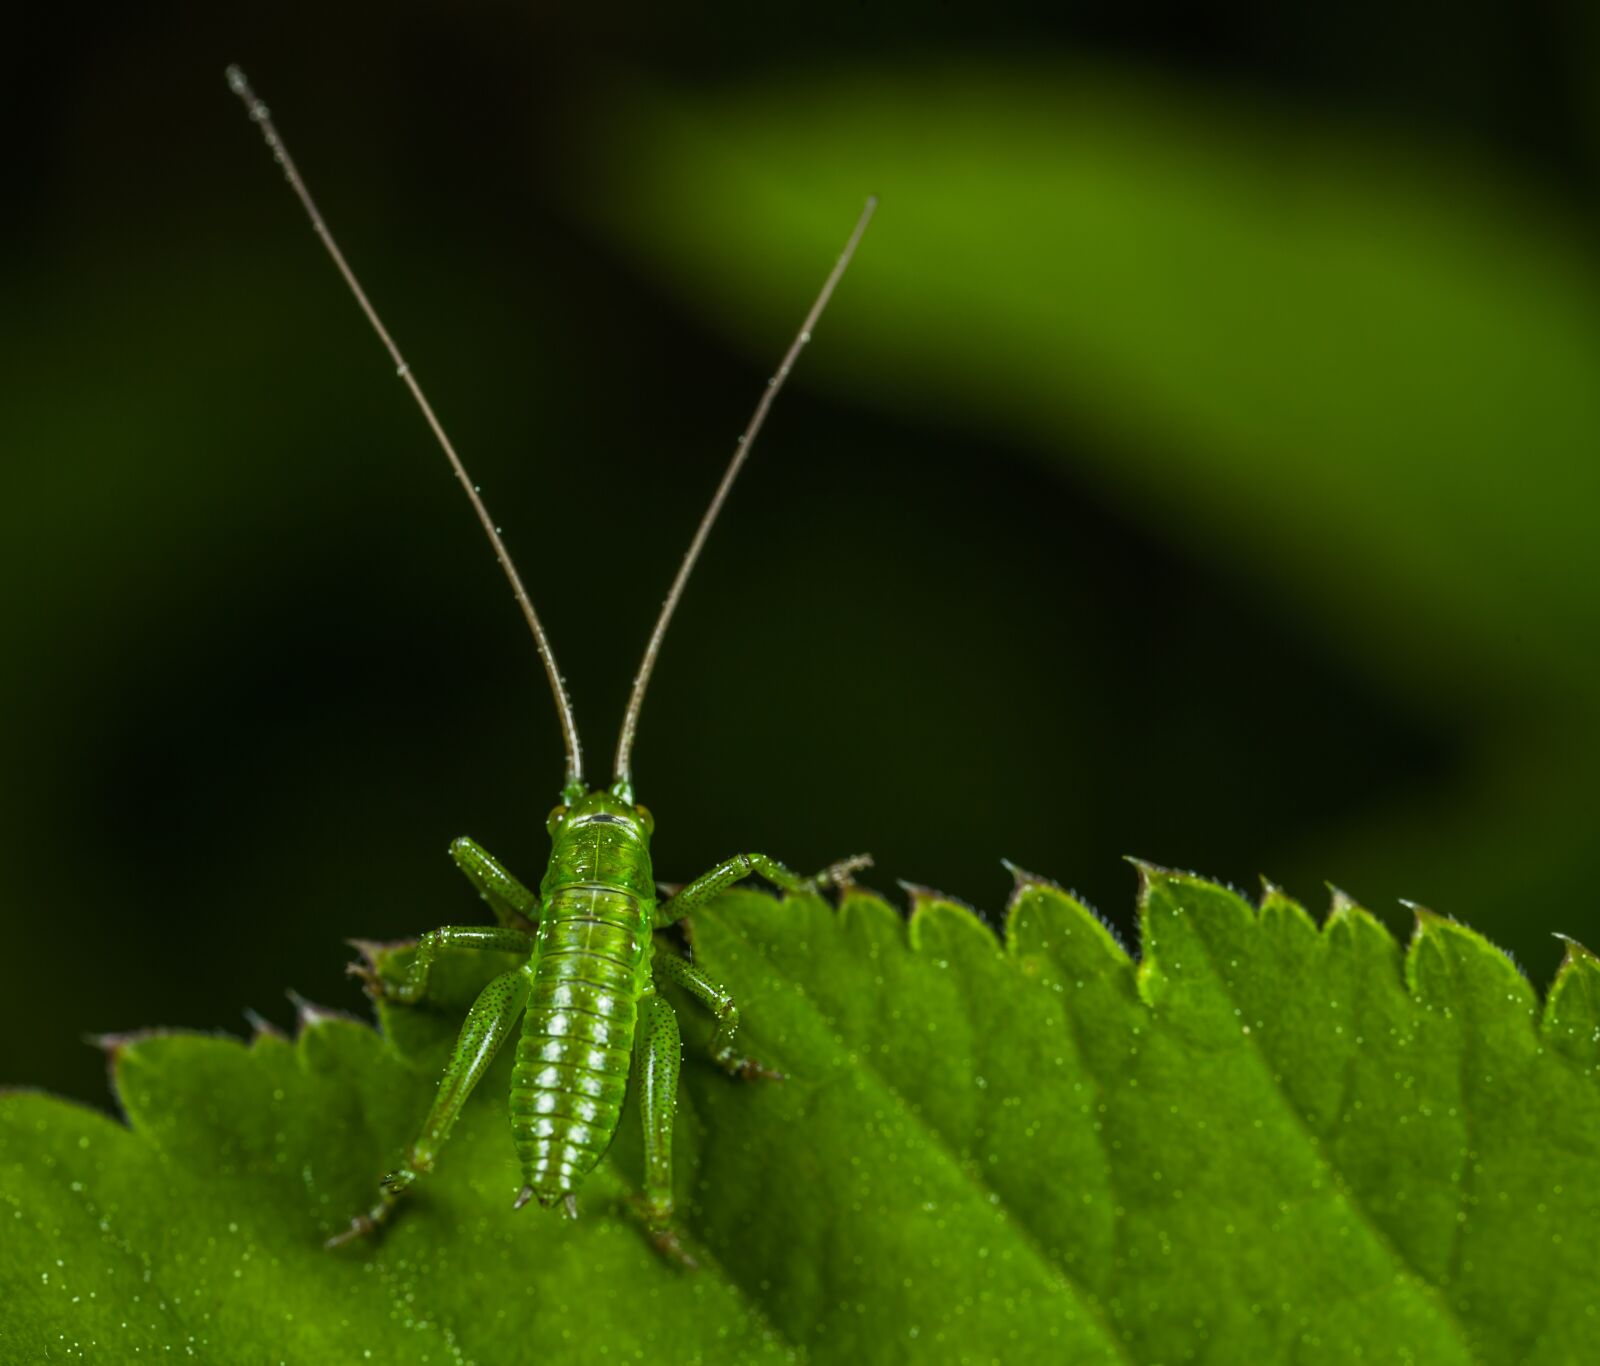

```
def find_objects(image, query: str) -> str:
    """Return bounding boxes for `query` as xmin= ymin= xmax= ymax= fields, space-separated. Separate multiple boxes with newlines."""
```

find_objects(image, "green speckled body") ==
xmin=330 ymin=784 xmax=849 ymax=1260
xmin=512 ymin=796 xmax=656 ymax=1204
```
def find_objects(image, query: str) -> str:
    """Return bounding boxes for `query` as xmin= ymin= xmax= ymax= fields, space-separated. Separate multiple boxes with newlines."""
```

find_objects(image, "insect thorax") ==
xmin=539 ymin=790 xmax=656 ymax=908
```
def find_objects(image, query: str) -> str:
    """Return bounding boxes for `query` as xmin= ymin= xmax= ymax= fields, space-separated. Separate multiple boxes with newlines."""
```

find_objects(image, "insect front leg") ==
xmin=652 ymin=850 xmax=872 ymax=928
xmin=450 ymin=836 xmax=542 ymax=932
xmin=653 ymin=950 xmax=782 ymax=1081
xmin=353 ymin=925 xmax=532 ymax=1005
xmin=631 ymin=991 xmax=696 ymax=1268
xmin=327 ymin=964 xmax=532 ymax=1249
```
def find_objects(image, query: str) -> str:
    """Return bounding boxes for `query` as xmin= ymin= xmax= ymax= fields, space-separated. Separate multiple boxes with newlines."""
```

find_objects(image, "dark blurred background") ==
xmin=5 ymin=5 xmax=1598 ymax=1107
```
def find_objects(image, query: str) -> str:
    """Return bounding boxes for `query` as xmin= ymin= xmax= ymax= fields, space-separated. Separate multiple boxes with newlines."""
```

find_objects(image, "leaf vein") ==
xmin=1180 ymin=916 xmax=1482 ymax=1364
xmin=718 ymin=910 xmax=1137 ymax=1366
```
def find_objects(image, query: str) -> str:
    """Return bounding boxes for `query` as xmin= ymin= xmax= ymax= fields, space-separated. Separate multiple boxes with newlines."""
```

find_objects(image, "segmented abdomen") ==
xmin=510 ymin=885 xmax=649 ymax=1203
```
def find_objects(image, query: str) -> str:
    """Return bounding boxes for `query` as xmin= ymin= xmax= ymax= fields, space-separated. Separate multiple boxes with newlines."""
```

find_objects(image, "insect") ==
xmin=226 ymin=67 xmax=874 ymax=1264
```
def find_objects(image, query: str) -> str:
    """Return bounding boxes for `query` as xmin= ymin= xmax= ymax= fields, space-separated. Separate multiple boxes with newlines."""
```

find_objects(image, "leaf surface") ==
xmin=3 ymin=872 xmax=1598 ymax=1362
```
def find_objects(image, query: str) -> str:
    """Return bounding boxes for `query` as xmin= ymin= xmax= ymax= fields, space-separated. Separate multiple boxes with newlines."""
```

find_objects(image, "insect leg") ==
xmin=450 ymin=836 xmax=541 ymax=931
xmin=653 ymin=950 xmax=782 ymax=1081
xmin=631 ymin=991 xmax=696 ymax=1267
xmin=654 ymin=851 xmax=872 ymax=927
xmin=355 ymin=925 xmax=532 ymax=1005
xmin=327 ymin=964 xmax=532 ymax=1249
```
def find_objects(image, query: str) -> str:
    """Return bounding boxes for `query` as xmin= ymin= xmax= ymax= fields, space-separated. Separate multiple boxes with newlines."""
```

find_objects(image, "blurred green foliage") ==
xmin=4 ymin=6 xmax=1598 ymax=1109
xmin=590 ymin=63 xmax=1600 ymax=964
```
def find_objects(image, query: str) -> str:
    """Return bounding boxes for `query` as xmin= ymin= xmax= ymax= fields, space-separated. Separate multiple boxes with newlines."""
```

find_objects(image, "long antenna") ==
xmin=613 ymin=197 xmax=877 ymax=790
xmin=225 ymin=66 xmax=585 ymax=793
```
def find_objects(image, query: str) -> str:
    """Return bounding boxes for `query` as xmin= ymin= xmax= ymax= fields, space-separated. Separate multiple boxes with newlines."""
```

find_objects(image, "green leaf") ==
xmin=4 ymin=873 xmax=1599 ymax=1362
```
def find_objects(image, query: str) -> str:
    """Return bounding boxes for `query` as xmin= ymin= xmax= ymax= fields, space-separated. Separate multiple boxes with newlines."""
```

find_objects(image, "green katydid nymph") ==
xmin=227 ymin=66 xmax=874 ymax=1265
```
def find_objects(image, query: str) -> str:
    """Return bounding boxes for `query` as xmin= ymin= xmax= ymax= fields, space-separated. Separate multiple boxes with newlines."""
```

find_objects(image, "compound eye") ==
xmin=545 ymin=804 xmax=568 ymax=836
xmin=634 ymin=804 xmax=655 ymax=836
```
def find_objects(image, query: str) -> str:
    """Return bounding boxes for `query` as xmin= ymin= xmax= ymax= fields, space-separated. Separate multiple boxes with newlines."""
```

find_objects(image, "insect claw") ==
xmin=343 ymin=938 xmax=417 ymax=1000
xmin=667 ymin=1241 xmax=700 ymax=1270
xmin=344 ymin=937 xmax=388 ymax=964
xmin=625 ymin=1194 xmax=698 ymax=1267
xmin=738 ymin=1057 xmax=786 ymax=1083
xmin=513 ymin=1185 xmax=535 ymax=1212
xmin=808 ymin=853 xmax=874 ymax=905
xmin=344 ymin=959 xmax=378 ymax=986
xmin=817 ymin=853 xmax=873 ymax=892
xmin=563 ymin=1193 xmax=579 ymax=1220
xmin=651 ymin=1226 xmax=699 ymax=1269
xmin=324 ymin=1214 xmax=374 ymax=1250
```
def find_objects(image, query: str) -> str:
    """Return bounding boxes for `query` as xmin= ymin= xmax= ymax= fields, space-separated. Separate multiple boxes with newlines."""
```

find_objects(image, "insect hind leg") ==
xmin=629 ymin=992 xmax=697 ymax=1267
xmin=652 ymin=950 xmax=782 ymax=1082
xmin=327 ymin=964 xmax=530 ymax=1249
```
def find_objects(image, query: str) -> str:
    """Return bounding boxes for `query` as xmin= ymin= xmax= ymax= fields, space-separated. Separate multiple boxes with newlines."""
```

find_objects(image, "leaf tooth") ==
xmin=904 ymin=892 xmax=1001 ymax=962
xmin=285 ymin=990 xmax=358 ymax=1035
xmin=1000 ymin=859 xmax=1104 ymax=926
xmin=1004 ymin=875 xmax=1131 ymax=976
xmin=1553 ymin=932 xmax=1599 ymax=968
xmin=1319 ymin=887 xmax=1402 ymax=965
xmin=1400 ymin=899 xmax=1448 ymax=941
xmin=1000 ymin=858 xmax=1055 ymax=895
xmin=83 ymin=1028 xmax=169 ymax=1060
xmin=1257 ymin=880 xmax=1320 ymax=941
xmin=84 ymin=1030 xmax=124 ymax=1056
xmin=1401 ymin=895 xmax=1523 ymax=991
xmin=1123 ymin=855 xmax=1164 ymax=898
xmin=896 ymin=881 xmax=1005 ymax=956
xmin=1125 ymin=859 xmax=1169 ymax=970
xmin=242 ymin=1008 xmax=285 ymax=1042
xmin=895 ymin=878 xmax=968 ymax=917
xmin=1402 ymin=900 xmax=1538 ymax=1015
xmin=1125 ymin=857 xmax=1234 ymax=903
xmin=837 ymin=881 xmax=884 ymax=910
xmin=1543 ymin=934 xmax=1600 ymax=1056
xmin=83 ymin=1029 xmax=177 ymax=1106
xmin=1325 ymin=884 xmax=1362 ymax=921
xmin=1129 ymin=858 xmax=1259 ymax=926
